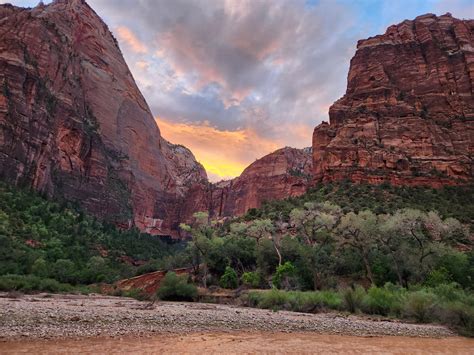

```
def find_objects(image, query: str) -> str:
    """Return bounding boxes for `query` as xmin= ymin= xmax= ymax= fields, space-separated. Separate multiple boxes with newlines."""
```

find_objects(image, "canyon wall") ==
xmin=207 ymin=147 xmax=312 ymax=219
xmin=0 ymin=0 xmax=206 ymax=236
xmin=313 ymin=13 xmax=473 ymax=187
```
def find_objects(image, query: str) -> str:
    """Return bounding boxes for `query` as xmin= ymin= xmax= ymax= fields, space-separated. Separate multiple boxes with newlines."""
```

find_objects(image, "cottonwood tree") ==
xmin=389 ymin=209 xmax=436 ymax=281
xmin=335 ymin=210 xmax=378 ymax=285
xmin=290 ymin=202 xmax=342 ymax=289
xmin=384 ymin=209 xmax=469 ymax=283
xmin=246 ymin=219 xmax=274 ymax=245
xmin=378 ymin=214 xmax=409 ymax=286
xmin=180 ymin=211 xmax=214 ymax=287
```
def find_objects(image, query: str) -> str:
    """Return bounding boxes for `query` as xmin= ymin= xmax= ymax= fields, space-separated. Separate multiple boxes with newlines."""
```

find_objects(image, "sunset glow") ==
xmin=156 ymin=117 xmax=279 ymax=181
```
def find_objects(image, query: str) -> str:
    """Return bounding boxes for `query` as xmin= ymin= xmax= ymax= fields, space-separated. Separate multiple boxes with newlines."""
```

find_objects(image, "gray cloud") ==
xmin=86 ymin=0 xmax=360 ymax=147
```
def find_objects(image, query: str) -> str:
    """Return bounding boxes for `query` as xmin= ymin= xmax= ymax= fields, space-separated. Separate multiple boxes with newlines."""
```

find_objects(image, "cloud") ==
xmin=156 ymin=117 xmax=279 ymax=182
xmin=115 ymin=26 xmax=148 ymax=54
xmin=87 ymin=0 xmax=358 ymax=142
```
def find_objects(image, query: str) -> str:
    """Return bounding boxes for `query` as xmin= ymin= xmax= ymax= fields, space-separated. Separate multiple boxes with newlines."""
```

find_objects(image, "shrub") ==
xmin=440 ymin=302 xmax=474 ymax=336
xmin=0 ymin=274 xmax=73 ymax=293
xmin=272 ymin=261 xmax=297 ymax=290
xmin=362 ymin=286 xmax=402 ymax=316
xmin=402 ymin=290 xmax=437 ymax=323
xmin=342 ymin=286 xmax=366 ymax=313
xmin=432 ymin=283 xmax=464 ymax=303
xmin=122 ymin=288 xmax=150 ymax=301
xmin=242 ymin=271 xmax=261 ymax=288
xmin=246 ymin=289 xmax=342 ymax=312
xmin=425 ymin=267 xmax=451 ymax=287
xmin=220 ymin=266 xmax=238 ymax=289
xmin=157 ymin=272 xmax=197 ymax=302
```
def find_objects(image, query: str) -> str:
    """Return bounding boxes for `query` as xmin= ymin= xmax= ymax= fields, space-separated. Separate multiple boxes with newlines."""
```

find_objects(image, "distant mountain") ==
xmin=208 ymin=147 xmax=312 ymax=218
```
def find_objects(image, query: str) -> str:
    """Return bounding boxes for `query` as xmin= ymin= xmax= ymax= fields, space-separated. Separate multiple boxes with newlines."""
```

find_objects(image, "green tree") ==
xmin=220 ymin=266 xmax=238 ymax=289
xmin=31 ymin=257 xmax=49 ymax=278
xmin=336 ymin=211 xmax=378 ymax=284
xmin=273 ymin=261 xmax=297 ymax=290
xmin=157 ymin=272 xmax=197 ymax=301
xmin=242 ymin=271 xmax=261 ymax=288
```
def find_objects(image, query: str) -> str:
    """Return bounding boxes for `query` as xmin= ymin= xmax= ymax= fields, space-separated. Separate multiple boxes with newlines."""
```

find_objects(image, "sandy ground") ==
xmin=1 ymin=292 xmax=471 ymax=353
xmin=1 ymin=332 xmax=473 ymax=354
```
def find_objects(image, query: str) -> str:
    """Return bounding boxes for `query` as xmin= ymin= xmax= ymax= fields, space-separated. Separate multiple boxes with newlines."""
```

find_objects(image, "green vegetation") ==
xmin=220 ymin=266 xmax=238 ymax=289
xmin=0 ymin=182 xmax=186 ymax=291
xmin=243 ymin=182 xmax=474 ymax=225
xmin=156 ymin=272 xmax=198 ymax=301
xmin=177 ymin=182 xmax=473 ymax=334
xmin=246 ymin=283 xmax=474 ymax=336
xmin=0 ymin=180 xmax=472 ymax=335
xmin=0 ymin=274 xmax=91 ymax=294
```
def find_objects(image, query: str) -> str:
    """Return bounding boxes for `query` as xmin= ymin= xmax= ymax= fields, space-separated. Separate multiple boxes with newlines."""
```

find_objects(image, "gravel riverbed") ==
xmin=0 ymin=292 xmax=454 ymax=341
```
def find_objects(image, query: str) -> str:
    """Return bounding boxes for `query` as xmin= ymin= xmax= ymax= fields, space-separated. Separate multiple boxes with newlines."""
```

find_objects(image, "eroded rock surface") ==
xmin=0 ymin=0 xmax=206 ymax=236
xmin=313 ymin=13 xmax=474 ymax=187
xmin=207 ymin=147 xmax=312 ymax=218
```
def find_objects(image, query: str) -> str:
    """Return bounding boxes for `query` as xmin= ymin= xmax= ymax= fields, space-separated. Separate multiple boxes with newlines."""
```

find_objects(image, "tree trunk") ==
xmin=313 ymin=271 xmax=322 ymax=290
xmin=392 ymin=256 xmax=404 ymax=286
xmin=273 ymin=241 xmax=282 ymax=266
xmin=362 ymin=252 xmax=374 ymax=285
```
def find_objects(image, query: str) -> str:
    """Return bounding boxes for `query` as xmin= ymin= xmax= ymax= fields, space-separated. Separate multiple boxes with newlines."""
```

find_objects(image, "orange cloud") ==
xmin=115 ymin=26 xmax=148 ymax=54
xmin=156 ymin=117 xmax=279 ymax=181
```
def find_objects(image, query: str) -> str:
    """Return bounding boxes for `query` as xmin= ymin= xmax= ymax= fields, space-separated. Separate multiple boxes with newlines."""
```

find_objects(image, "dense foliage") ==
xmin=156 ymin=272 xmax=198 ymax=301
xmin=0 ymin=183 xmax=186 ymax=289
xmin=244 ymin=182 xmax=474 ymax=226
xmin=183 ymin=202 xmax=472 ymax=291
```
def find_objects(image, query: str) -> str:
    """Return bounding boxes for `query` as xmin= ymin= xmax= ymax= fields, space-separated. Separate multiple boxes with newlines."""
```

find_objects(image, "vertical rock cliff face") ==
xmin=0 ymin=0 xmax=206 ymax=236
xmin=207 ymin=147 xmax=312 ymax=218
xmin=313 ymin=14 xmax=474 ymax=187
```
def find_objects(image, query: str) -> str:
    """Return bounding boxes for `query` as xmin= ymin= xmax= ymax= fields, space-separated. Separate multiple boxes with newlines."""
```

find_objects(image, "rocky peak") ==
xmin=313 ymin=14 xmax=474 ymax=187
xmin=0 ymin=1 xmax=206 ymax=236
xmin=207 ymin=147 xmax=312 ymax=218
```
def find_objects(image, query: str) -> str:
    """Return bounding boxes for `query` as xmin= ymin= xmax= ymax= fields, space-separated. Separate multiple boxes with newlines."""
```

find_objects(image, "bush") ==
xmin=122 ymin=288 xmax=150 ymax=301
xmin=272 ymin=261 xmax=297 ymax=290
xmin=402 ymin=290 xmax=437 ymax=322
xmin=242 ymin=271 xmax=261 ymax=288
xmin=342 ymin=286 xmax=366 ymax=313
xmin=0 ymin=274 xmax=74 ymax=293
xmin=362 ymin=285 xmax=402 ymax=316
xmin=246 ymin=289 xmax=342 ymax=312
xmin=425 ymin=268 xmax=451 ymax=287
xmin=220 ymin=266 xmax=238 ymax=289
xmin=440 ymin=302 xmax=474 ymax=336
xmin=157 ymin=272 xmax=197 ymax=301
xmin=432 ymin=283 xmax=464 ymax=303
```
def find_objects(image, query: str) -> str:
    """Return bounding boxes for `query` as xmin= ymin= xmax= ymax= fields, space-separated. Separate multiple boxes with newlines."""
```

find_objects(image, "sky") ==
xmin=2 ymin=0 xmax=474 ymax=181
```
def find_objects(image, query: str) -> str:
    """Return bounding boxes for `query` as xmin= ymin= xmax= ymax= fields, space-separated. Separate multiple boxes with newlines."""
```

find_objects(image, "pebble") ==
xmin=0 ymin=292 xmax=454 ymax=341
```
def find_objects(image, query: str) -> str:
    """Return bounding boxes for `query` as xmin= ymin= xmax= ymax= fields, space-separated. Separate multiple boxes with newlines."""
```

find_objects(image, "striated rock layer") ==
xmin=0 ymin=0 xmax=206 ymax=236
xmin=313 ymin=13 xmax=474 ymax=187
xmin=206 ymin=147 xmax=312 ymax=218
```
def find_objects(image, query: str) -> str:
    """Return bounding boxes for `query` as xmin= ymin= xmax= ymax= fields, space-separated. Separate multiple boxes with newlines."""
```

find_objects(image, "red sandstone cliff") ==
xmin=207 ymin=147 xmax=312 ymax=218
xmin=313 ymin=13 xmax=474 ymax=187
xmin=0 ymin=0 xmax=206 ymax=236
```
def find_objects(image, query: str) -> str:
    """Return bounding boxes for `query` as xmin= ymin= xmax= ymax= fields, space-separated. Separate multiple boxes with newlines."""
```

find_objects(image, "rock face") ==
xmin=0 ymin=0 xmax=206 ymax=236
xmin=313 ymin=13 xmax=474 ymax=187
xmin=208 ymin=147 xmax=312 ymax=218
